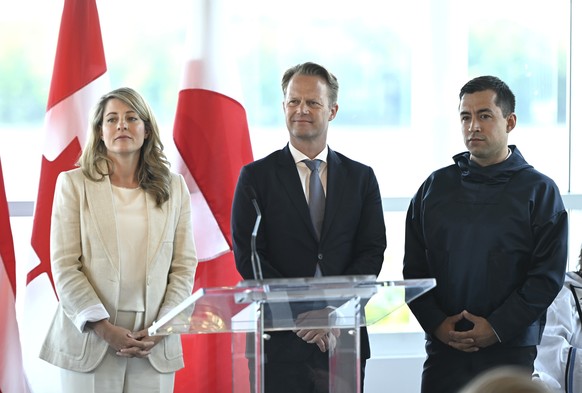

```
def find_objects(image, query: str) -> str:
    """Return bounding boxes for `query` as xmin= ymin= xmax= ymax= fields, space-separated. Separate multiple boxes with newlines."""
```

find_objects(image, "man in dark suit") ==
xmin=231 ymin=62 xmax=386 ymax=393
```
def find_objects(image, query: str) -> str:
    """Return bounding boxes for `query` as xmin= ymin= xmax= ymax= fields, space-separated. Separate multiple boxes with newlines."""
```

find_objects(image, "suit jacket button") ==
xmin=317 ymin=253 xmax=323 ymax=260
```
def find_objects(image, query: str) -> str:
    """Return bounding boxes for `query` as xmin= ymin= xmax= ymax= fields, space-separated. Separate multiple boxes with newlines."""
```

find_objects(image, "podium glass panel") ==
xmin=148 ymin=276 xmax=435 ymax=393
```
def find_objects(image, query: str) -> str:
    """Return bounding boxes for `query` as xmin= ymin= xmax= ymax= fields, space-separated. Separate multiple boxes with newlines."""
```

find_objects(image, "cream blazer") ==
xmin=40 ymin=168 xmax=197 ymax=373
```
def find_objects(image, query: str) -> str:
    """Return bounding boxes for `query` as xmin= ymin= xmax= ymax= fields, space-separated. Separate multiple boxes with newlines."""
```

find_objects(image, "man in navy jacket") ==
xmin=232 ymin=62 xmax=386 ymax=393
xmin=403 ymin=75 xmax=568 ymax=393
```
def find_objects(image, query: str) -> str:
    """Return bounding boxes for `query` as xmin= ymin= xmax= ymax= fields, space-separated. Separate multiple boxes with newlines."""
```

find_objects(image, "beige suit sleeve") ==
xmin=51 ymin=170 xmax=109 ymax=331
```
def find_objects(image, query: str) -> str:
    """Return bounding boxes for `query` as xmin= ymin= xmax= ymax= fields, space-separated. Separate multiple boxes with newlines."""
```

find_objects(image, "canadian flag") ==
xmin=0 ymin=158 xmax=31 ymax=393
xmin=23 ymin=0 xmax=108 ymax=391
xmin=171 ymin=0 xmax=254 ymax=392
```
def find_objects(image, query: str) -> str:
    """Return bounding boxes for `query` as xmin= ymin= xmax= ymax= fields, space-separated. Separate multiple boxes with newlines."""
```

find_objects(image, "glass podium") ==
xmin=148 ymin=276 xmax=435 ymax=393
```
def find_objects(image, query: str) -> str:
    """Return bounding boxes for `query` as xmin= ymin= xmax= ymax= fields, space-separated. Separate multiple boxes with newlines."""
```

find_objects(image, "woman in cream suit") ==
xmin=40 ymin=87 xmax=198 ymax=393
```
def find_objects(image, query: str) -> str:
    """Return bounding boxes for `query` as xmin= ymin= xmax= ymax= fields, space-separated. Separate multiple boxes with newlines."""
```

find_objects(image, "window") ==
xmin=1 ymin=0 xmax=580 ymax=336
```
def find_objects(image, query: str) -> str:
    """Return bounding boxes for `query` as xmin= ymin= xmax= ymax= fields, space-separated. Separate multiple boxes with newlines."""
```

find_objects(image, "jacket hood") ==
xmin=453 ymin=145 xmax=533 ymax=185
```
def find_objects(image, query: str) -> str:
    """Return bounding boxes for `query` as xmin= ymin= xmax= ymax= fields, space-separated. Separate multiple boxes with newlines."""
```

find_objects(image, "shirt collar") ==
xmin=289 ymin=143 xmax=328 ymax=164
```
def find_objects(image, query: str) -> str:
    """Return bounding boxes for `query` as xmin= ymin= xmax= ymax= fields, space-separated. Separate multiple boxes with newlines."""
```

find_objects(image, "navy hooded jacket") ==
xmin=403 ymin=145 xmax=568 ymax=347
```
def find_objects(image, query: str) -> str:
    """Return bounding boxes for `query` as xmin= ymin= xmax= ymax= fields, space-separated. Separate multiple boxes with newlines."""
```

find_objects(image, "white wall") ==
xmin=365 ymin=332 xmax=426 ymax=393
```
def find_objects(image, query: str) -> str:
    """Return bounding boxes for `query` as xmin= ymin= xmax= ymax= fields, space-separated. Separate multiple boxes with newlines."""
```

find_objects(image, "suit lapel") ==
xmin=146 ymin=191 xmax=169 ymax=270
xmin=321 ymin=148 xmax=346 ymax=241
xmin=85 ymin=176 xmax=120 ymax=273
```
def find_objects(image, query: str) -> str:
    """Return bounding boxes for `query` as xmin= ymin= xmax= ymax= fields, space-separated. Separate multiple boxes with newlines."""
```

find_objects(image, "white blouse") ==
xmin=112 ymin=184 xmax=148 ymax=312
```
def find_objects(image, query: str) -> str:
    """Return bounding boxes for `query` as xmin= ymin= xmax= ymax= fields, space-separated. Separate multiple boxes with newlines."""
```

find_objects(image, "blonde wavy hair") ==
xmin=78 ymin=87 xmax=171 ymax=206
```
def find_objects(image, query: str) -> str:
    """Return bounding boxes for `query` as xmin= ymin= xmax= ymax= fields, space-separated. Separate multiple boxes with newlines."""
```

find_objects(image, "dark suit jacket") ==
xmin=231 ymin=144 xmax=386 ymax=361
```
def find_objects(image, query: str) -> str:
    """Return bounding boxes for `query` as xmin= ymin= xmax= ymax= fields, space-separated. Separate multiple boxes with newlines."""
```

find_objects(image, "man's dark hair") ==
xmin=281 ymin=62 xmax=339 ymax=106
xmin=459 ymin=75 xmax=516 ymax=117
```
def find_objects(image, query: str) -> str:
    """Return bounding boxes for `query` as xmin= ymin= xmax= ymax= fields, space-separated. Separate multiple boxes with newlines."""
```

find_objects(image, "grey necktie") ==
xmin=303 ymin=159 xmax=325 ymax=240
